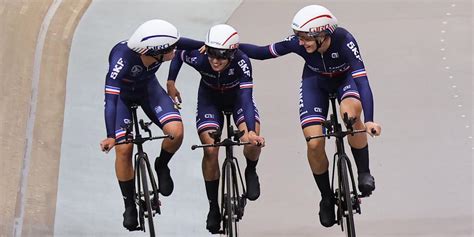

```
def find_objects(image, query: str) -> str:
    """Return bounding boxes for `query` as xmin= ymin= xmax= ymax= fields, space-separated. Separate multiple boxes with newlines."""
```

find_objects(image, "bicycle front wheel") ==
xmin=339 ymin=155 xmax=356 ymax=237
xmin=224 ymin=162 xmax=238 ymax=237
xmin=139 ymin=157 xmax=155 ymax=237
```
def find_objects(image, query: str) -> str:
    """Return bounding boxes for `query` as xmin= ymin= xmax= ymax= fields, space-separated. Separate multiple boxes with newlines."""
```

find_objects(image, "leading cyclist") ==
xmin=239 ymin=5 xmax=382 ymax=227
xmin=99 ymin=19 xmax=203 ymax=231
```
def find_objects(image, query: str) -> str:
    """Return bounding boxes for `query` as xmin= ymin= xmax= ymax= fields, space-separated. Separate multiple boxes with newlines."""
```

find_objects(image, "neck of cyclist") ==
xmin=141 ymin=54 xmax=164 ymax=67
xmin=315 ymin=36 xmax=331 ymax=54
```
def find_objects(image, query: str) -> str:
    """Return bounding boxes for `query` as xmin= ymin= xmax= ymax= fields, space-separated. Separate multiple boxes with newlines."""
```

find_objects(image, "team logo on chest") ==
xmin=131 ymin=65 xmax=143 ymax=77
xmin=228 ymin=68 xmax=234 ymax=76
xmin=331 ymin=52 xmax=339 ymax=59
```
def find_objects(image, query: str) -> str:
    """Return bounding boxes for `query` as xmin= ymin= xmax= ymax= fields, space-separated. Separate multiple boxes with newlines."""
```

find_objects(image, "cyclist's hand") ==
xmin=199 ymin=45 xmax=206 ymax=54
xmin=248 ymin=131 xmax=265 ymax=147
xmin=100 ymin=138 xmax=116 ymax=153
xmin=167 ymin=80 xmax=182 ymax=107
xmin=365 ymin=122 xmax=381 ymax=137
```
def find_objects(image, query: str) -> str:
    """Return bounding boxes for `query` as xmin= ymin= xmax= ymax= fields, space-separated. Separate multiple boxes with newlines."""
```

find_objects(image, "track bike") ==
xmin=116 ymin=104 xmax=173 ymax=237
xmin=306 ymin=93 xmax=373 ymax=237
xmin=192 ymin=111 xmax=250 ymax=237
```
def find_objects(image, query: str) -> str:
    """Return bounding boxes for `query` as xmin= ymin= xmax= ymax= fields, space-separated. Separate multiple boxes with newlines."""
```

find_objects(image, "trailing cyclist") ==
xmin=167 ymin=24 xmax=265 ymax=234
xmin=238 ymin=5 xmax=382 ymax=228
xmin=99 ymin=19 xmax=203 ymax=231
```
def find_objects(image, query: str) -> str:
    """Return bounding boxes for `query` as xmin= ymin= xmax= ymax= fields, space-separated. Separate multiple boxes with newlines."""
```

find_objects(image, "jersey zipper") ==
xmin=320 ymin=53 xmax=327 ymax=72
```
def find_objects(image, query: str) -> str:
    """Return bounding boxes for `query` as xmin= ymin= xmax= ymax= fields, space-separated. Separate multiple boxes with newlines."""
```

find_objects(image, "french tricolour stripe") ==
xmin=105 ymin=85 xmax=120 ymax=95
xmin=269 ymin=44 xmax=280 ymax=57
xmin=341 ymin=91 xmax=360 ymax=100
xmin=159 ymin=112 xmax=181 ymax=124
xmin=301 ymin=115 xmax=325 ymax=126
xmin=240 ymin=82 xmax=253 ymax=89
xmin=352 ymin=69 xmax=367 ymax=78
xmin=197 ymin=122 xmax=219 ymax=131
xmin=115 ymin=129 xmax=126 ymax=139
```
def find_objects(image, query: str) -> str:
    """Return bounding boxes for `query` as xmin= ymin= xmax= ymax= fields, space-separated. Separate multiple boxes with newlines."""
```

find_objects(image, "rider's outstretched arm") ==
xmin=239 ymin=35 xmax=295 ymax=60
xmin=104 ymin=52 xmax=130 ymax=138
xmin=236 ymin=52 xmax=257 ymax=132
xmin=176 ymin=37 xmax=204 ymax=50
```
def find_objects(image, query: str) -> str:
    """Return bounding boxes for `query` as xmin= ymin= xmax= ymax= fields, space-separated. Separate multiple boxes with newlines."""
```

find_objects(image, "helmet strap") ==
xmin=151 ymin=54 xmax=164 ymax=63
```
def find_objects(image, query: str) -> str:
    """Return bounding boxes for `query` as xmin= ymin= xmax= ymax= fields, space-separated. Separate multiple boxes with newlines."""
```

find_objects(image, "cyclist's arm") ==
xmin=239 ymin=35 xmax=295 ymax=60
xmin=341 ymin=35 xmax=374 ymax=122
xmin=237 ymin=55 xmax=257 ymax=132
xmin=104 ymin=55 xmax=129 ymax=138
xmin=176 ymin=37 xmax=204 ymax=50
xmin=168 ymin=50 xmax=185 ymax=82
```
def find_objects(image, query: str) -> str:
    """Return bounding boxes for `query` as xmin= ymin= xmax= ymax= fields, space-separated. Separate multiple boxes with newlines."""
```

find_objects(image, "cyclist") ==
xmin=167 ymin=24 xmax=265 ymax=233
xmin=99 ymin=19 xmax=203 ymax=231
xmin=238 ymin=5 xmax=382 ymax=227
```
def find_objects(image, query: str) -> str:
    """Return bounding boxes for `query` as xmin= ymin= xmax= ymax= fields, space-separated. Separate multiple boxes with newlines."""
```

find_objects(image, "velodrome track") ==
xmin=0 ymin=0 xmax=472 ymax=236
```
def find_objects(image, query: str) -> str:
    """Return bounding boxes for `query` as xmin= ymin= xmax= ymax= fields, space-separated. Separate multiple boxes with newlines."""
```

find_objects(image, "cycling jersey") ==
xmin=104 ymin=38 xmax=203 ymax=139
xmin=239 ymin=27 xmax=374 ymax=126
xmin=168 ymin=49 xmax=259 ymax=133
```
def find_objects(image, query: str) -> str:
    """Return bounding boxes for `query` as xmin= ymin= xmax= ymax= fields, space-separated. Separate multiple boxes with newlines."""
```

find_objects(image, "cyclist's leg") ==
xmin=114 ymin=97 xmax=138 ymax=230
xmin=196 ymin=87 xmax=222 ymax=233
xmin=337 ymin=76 xmax=374 ymax=195
xmin=234 ymin=102 xmax=262 ymax=201
xmin=300 ymin=75 xmax=335 ymax=227
xmin=142 ymin=79 xmax=183 ymax=196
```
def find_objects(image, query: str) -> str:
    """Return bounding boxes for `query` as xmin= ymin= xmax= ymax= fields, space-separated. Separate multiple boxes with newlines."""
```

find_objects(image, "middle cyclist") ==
xmin=167 ymin=24 xmax=265 ymax=234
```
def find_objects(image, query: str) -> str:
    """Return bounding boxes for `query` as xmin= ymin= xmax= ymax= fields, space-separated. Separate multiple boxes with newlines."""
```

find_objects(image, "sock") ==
xmin=313 ymin=171 xmax=333 ymax=199
xmin=205 ymin=179 xmax=219 ymax=209
xmin=119 ymin=179 xmax=135 ymax=208
xmin=155 ymin=149 xmax=174 ymax=170
xmin=351 ymin=145 xmax=370 ymax=174
xmin=245 ymin=158 xmax=258 ymax=172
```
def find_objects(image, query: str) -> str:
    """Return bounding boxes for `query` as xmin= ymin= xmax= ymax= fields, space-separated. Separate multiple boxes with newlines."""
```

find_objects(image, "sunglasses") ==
xmin=207 ymin=47 xmax=236 ymax=60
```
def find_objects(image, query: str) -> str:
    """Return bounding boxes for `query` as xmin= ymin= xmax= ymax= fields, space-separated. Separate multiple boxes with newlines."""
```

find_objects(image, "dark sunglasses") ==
xmin=207 ymin=47 xmax=236 ymax=60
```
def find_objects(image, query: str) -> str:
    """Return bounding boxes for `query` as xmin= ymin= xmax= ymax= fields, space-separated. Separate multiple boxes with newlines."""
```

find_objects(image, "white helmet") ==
xmin=205 ymin=24 xmax=239 ymax=59
xmin=205 ymin=24 xmax=239 ymax=50
xmin=127 ymin=19 xmax=180 ymax=56
xmin=291 ymin=5 xmax=338 ymax=36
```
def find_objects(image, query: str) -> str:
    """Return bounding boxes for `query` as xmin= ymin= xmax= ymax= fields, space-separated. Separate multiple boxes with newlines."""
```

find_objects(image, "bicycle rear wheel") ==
xmin=339 ymin=155 xmax=356 ymax=237
xmin=223 ymin=162 xmax=238 ymax=237
xmin=139 ymin=157 xmax=156 ymax=237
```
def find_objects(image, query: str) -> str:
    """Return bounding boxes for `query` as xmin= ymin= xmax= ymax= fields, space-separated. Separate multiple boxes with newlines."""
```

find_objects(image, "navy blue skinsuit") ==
xmin=239 ymin=27 xmax=374 ymax=128
xmin=168 ymin=49 xmax=260 ymax=134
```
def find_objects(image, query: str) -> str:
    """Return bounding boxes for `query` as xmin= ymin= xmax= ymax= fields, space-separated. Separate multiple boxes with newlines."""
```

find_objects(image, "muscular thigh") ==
xmin=141 ymin=79 xmax=182 ymax=129
xmin=196 ymin=87 xmax=223 ymax=134
xmin=114 ymin=96 xmax=132 ymax=142
xmin=299 ymin=76 xmax=329 ymax=129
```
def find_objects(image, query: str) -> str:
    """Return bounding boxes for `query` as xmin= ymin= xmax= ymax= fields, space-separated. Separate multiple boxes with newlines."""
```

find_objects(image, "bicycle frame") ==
xmin=115 ymin=104 xmax=172 ymax=236
xmin=305 ymin=93 xmax=366 ymax=237
xmin=191 ymin=111 xmax=250 ymax=237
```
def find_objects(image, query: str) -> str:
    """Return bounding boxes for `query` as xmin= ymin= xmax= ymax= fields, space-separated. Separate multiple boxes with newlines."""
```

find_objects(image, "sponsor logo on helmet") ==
xmin=208 ymin=41 xmax=222 ymax=46
xmin=292 ymin=22 xmax=300 ymax=28
xmin=147 ymin=44 xmax=170 ymax=50
xmin=309 ymin=24 xmax=330 ymax=33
